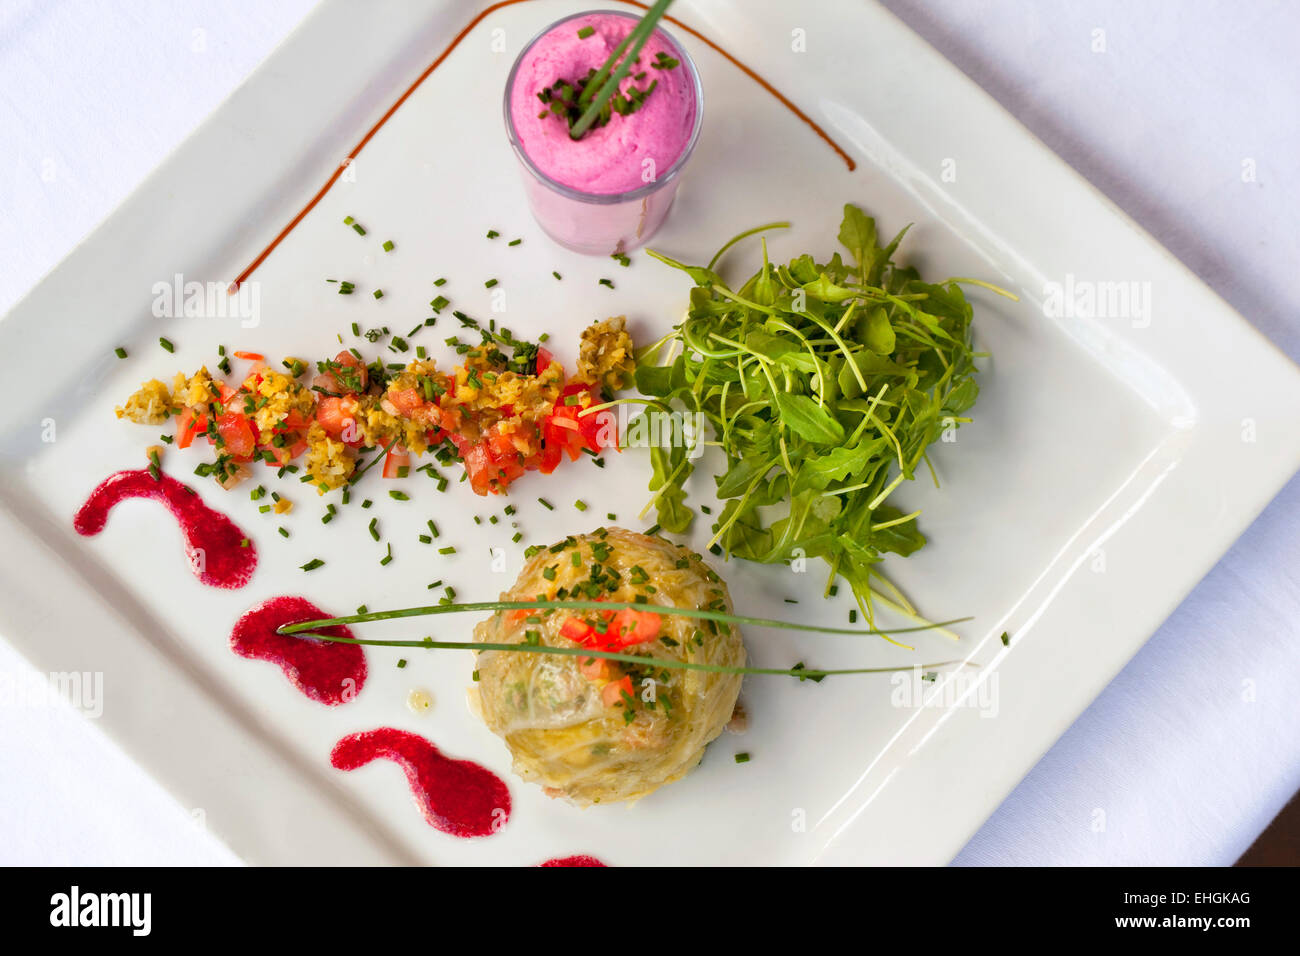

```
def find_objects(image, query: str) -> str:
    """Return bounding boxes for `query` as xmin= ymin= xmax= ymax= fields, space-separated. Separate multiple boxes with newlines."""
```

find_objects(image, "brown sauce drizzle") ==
xmin=230 ymin=0 xmax=854 ymax=291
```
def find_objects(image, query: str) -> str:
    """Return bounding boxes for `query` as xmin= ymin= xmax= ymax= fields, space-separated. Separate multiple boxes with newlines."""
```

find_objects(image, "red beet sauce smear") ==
xmin=230 ymin=597 xmax=366 ymax=705
xmin=540 ymin=855 xmax=607 ymax=867
xmin=74 ymin=469 xmax=257 ymax=589
xmin=331 ymin=728 xmax=510 ymax=838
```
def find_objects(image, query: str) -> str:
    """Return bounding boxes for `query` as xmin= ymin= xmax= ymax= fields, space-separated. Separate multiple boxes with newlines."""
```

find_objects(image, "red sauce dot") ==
xmin=230 ymin=596 xmax=366 ymax=705
xmin=331 ymin=728 xmax=510 ymax=838
xmin=539 ymin=855 xmax=608 ymax=867
xmin=74 ymin=469 xmax=256 ymax=589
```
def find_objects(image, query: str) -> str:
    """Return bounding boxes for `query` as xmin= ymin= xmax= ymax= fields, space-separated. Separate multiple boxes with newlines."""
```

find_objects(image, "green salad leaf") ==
xmin=633 ymin=204 xmax=1015 ymax=629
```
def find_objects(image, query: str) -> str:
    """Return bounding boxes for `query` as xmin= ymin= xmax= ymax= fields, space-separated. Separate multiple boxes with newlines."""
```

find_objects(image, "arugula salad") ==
xmin=630 ymin=204 xmax=1013 ymax=632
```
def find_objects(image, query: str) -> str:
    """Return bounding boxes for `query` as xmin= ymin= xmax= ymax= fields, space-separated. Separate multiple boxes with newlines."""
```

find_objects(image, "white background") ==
xmin=1 ymin=0 xmax=1296 ymax=865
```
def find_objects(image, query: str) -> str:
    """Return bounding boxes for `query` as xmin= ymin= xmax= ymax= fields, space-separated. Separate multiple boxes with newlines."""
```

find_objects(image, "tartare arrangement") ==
xmin=116 ymin=317 xmax=634 ymax=498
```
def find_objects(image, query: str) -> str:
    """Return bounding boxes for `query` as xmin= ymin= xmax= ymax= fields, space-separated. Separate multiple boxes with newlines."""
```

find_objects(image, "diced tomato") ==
xmin=451 ymin=425 xmax=526 ymax=496
xmin=335 ymin=350 xmax=367 ymax=390
xmin=460 ymin=441 xmax=495 ymax=495
xmin=579 ymin=656 xmax=612 ymax=682
xmin=261 ymin=438 xmax=308 ymax=467
xmin=217 ymin=382 xmax=240 ymax=405
xmin=607 ymin=608 xmax=662 ymax=648
xmin=545 ymin=383 xmax=615 ymax=460
xmin=601 ymin=675 xmax=634 ymax=708
xmin=176 ymin=408 xmax=206 ymax=449
xmin=216 ymin=412 xmax=257 ymax=460
xmin=560 ymin=617 xmax=594 ymax=644
xmin=316 ymin=395 xmax=358 ymax=440
xmin=232 ymin=350 xmax=264 ymax=362
xmin=279 ymin=409 xmax=310 ymax=432
xmin=382 ymin=445 xmax=410 ymax=479
xmin=535 ymin=346 xmax=559 ymax=375
xmin=534 ymin=436 xmax=563 ymax=475
xmin=386 ymin=387 xmax=425 ymax=416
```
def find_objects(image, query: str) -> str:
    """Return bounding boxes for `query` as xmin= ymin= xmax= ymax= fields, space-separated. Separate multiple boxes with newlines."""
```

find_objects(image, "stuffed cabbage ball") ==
xmin=472 ymin=528 xmax=745 ymax=805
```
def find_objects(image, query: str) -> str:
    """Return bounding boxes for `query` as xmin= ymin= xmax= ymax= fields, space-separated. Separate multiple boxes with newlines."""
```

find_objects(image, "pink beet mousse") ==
xmin=508 ymin=12 xmax=698 ymax=195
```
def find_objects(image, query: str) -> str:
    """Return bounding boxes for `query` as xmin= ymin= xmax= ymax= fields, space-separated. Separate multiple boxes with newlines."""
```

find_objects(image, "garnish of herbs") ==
xmin=276 ymin=598 xmax=972 ymax=677
xmin=616 ymin=204 xmax=1018 ymax=639
xmin=541 ymin=0 xmax=677 ymax=140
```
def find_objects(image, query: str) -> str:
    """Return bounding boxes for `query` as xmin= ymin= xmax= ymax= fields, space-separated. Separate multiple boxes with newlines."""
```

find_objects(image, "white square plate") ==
xmin=2 ymin=0 xmax=1298 ymax=866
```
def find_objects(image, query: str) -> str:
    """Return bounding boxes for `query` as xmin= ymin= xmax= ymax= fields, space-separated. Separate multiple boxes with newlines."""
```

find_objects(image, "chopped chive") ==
xmin=508 ymin=238 xmax=522 ymax=247
xmin=300 ymin=558 xmax=325 ymax=572
xmin=433 ymin=277 xmax=447 ymax=286
xmin=484 ymin=278 xmax=498 ymax=289
xmin=538 ymin=498 xmax=554 ymax=511
xmin=1001 ymin=631 xmax=1011 ymax=646
xmin=438 ymin=546 xmax=456 ymax=555
xmin=552 ymin=271 xmax=562 ymax=281
xmin=278 ymin=527 xmax=289 ymax=538
xmin=577 ymin=25 xmax=595 ymax=38
xmin=574 ymin=500 xmax=588 ymax=512
xmin=368 ymin=517 xmax=380 ymax=541
xmin=734 ymin=752 xmax=751 ymax=764
xmin=159 ymin=337 xmax=174 ymax=352
xmin=486 ymin=229 xmax=499 ymax=239
xmin=382 ymin=239 xmax=395 ymax=252
xmin=389 ymin=490 xmax=409 ymax=501
xmin=380 ymin=543 xmax=393 ymax=566
xmin=396 ymin=658 xmax=407 ymax=668
xmin=352 ymin=222 xmax=367 ymax=236
xmin=598 ymin=278 xmax=614 ymax=289
xmin=114 ymin=347 xmax=128 ymax=359
xmin=372 ymin=289 xmax=384 ymax=299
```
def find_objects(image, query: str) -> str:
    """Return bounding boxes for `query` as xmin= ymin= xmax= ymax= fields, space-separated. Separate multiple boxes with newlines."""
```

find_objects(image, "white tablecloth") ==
xmin=2 ymin=0 xmax=1297 ymax=865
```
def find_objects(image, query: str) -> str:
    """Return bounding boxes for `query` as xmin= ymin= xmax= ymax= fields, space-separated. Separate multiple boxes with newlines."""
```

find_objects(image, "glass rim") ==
xmin=503 ymin=9 xmax=704 ymax=206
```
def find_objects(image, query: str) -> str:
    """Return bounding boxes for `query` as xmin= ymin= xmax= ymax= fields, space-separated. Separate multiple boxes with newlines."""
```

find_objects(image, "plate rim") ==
xmin=2 ymin=0 xmax=1299 ymax=865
